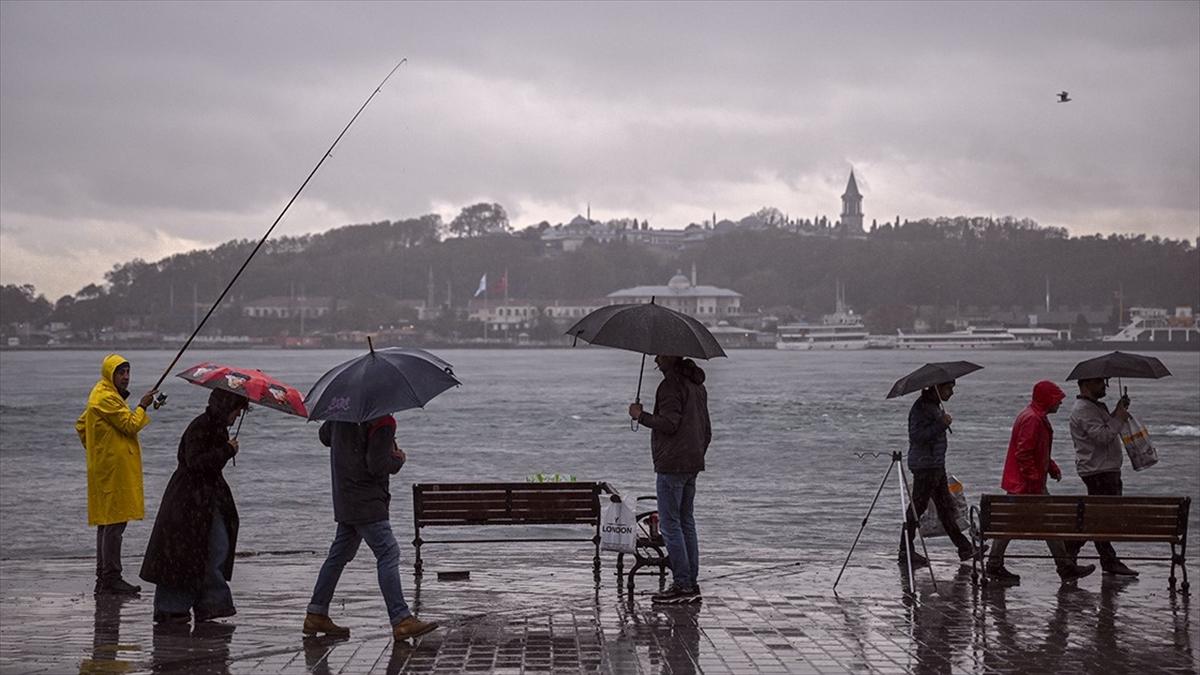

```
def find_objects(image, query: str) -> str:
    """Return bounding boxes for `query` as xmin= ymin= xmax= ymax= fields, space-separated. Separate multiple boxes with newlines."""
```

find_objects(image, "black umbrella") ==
xmin=304 ymin=341 xmax=461 ymax=422
xmin=566 ymin=300 xmax=726 ymax=428
xmin=1066 ymin=351 xmax=1172 ymax=381
xmin=886 ymin=361 xmax=983 ymax=399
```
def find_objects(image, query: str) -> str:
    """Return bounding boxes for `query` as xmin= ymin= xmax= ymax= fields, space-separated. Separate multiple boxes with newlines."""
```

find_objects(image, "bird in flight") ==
xmin=1057 ymin=91 xmax=1072 ymax=103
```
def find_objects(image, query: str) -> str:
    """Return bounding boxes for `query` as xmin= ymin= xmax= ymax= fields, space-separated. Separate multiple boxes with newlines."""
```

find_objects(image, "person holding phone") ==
xmin=1067 ymin=377 xmax=1138 ymax=576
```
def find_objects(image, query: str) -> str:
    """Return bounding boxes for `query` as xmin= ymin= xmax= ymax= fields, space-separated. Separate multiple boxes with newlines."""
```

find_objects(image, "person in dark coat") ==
xmin=302 ymin=415 xmax=438 ymax=642
xmin=628 ymin=355 xmax=712 ymax=605
xmin=899 ymin=381 xmax=980 ymax=567
xmin=140 ymin=388 xmax=247 ymax=624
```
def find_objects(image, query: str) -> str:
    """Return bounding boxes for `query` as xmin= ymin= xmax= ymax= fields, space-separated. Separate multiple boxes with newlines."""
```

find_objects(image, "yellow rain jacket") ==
xmin=75 ymin=353 xmax=150 ymax=526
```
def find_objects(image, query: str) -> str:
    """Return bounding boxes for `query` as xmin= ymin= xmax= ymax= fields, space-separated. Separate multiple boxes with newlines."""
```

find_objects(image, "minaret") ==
xmin=840 ymin=169 xmax=864 ymax=233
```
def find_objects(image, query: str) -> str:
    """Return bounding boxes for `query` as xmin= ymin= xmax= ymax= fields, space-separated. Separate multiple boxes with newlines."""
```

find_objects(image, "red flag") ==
xmin=496 ymin=269 xmax=508 ymax=296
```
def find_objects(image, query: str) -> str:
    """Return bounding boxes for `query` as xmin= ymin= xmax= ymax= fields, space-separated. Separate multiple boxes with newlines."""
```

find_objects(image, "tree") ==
xmin=449 ymin=203 xmax=510 ymax=238
xmin=0 ymin=284 xmax=52 ymax=327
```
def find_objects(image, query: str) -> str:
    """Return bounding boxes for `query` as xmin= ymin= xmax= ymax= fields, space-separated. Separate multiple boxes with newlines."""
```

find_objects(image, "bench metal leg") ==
xmin=593 ymin=535 xmax=601 ymax=584
xmin=413 ymin=536 xmax=423 ymax=577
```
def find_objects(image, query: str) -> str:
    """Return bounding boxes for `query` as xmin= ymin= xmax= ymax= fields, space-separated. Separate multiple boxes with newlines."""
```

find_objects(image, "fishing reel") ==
xmin=152 ymin=393 xmax=169 ymax=409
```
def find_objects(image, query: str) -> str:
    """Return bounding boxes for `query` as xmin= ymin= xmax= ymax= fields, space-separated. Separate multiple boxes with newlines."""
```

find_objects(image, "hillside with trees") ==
xmin=2 ymin=205 xmax=1197 ymax=340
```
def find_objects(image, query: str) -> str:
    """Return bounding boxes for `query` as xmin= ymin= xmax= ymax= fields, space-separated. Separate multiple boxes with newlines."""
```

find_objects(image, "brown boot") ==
xmin=303 ymin=612 xmax=350 ymax=638
xmin=392 ymin=615 xmax=438 ymax=641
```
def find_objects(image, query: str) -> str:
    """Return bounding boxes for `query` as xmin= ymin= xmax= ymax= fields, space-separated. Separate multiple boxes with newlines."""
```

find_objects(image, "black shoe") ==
xmin=97 ymin=578 xmax=141 ymax=595
xmin=959 ymin=544 xmax=987 ymax=562
xmin=1102 ymin=561 xmax=1139 ymax=577
xmin=154 ymin=611 xmax=191 ymax=625
xmin=651 ymin=585 xmax=695 ymax=604
xmin=898 ymin=549 xmax=929 ymax=568
xmin=985 ymin=565 xmax=1021 ymax=583
xmin=195 ymin=606 xmax=236 ymax=622
xmin=1059 ymin=563 xmax=1096 ymax=583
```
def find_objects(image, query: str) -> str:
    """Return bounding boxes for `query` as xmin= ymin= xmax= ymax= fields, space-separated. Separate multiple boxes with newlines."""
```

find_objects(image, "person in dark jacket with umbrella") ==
xmin=899 ymin=381 xmax=980 ymax=567
xmin=628 ymin=355 xmax=712 ymax=604
xmin=140 ymin=389 xmax=247 ymax=624
xmin=302 ymin=415 xmax=437 ymax=642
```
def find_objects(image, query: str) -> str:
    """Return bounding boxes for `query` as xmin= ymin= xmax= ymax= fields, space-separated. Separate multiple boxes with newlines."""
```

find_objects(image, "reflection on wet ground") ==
xmin=1 ymin=551 xmax=1195 ymax=673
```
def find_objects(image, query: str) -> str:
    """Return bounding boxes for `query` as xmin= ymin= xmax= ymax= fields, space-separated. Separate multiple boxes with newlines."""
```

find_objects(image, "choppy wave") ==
xmin=1160 ymin=425 xmax=1200 ymax=437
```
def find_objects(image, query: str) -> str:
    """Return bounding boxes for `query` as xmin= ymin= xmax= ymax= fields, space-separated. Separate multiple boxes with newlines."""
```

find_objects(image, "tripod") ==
xmin=833 ymin=451 xmax=938 ymax=593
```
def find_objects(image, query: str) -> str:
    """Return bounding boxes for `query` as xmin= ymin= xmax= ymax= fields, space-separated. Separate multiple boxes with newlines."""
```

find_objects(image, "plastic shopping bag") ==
xmin=600 ymin=497 xmax=637 ymax=554
xmin=1121 ymin=413 xmax=1158 ymax=471
xmin=919 ymin=475 xmax=971 ymax=538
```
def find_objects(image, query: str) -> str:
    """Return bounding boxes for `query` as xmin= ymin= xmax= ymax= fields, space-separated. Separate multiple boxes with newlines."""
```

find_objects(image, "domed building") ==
xmin=606 ymin=267 xmax=742 ymax=322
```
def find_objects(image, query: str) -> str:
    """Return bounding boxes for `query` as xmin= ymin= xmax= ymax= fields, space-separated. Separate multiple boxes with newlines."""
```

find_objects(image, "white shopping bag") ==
xmin=919 ymin=475 xmax=971 ymax=538
xmin=600 ymin=497 xmax=637 ymax=554
xmin=1121 ymin=413 xmax=1159 ymax=471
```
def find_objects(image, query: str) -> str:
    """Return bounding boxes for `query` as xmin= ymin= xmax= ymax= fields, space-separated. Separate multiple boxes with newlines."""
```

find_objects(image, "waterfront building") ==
xmin=607 ymin=269 xmax=741 ymax=322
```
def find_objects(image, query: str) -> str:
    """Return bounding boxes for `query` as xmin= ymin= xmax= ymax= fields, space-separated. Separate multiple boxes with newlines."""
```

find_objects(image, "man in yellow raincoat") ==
xmin=76 ymin=354 xmax=157 ymax=594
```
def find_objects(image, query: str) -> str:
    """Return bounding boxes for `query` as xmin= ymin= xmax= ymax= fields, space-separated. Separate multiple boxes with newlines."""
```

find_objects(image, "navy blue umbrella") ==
xmin=304 ymin=343 xmax=461 ymax=422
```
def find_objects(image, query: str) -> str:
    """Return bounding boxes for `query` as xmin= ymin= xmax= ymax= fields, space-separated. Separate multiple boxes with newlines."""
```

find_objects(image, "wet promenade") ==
xmin=0 ymin=546 xmax=1195 ymax=674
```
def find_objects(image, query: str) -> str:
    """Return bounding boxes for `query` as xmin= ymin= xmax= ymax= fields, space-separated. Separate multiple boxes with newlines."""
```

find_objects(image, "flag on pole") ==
xmin=496 ymin=269 xmax=508 ymax=299
xmin=474 ymin=274 xmax=487 ymax=298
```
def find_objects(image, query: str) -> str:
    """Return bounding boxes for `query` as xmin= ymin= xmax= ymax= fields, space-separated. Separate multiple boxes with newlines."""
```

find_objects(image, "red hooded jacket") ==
xmin=1000 ymin=381 xmax=1066 ymax=495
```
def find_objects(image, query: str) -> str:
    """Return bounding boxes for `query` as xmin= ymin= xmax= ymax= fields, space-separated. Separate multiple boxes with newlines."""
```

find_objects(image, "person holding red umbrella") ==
xmin=140 ymin=389 xmax=248 ymax=624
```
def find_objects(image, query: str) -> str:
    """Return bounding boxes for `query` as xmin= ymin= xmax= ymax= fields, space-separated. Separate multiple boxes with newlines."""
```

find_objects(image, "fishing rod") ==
xmin=150 ymin=59 xmax=407 ymax=399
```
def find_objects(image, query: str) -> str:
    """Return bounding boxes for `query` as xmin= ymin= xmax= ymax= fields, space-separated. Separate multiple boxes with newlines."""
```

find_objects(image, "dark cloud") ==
xmin=2 ymin=1 xmax=1197 ymax=297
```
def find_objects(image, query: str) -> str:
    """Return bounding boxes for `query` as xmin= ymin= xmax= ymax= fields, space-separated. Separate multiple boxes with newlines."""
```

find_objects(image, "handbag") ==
xmin=599 ymin=497 xmax=637 ymax=554
xmin=1120 ymin=413 xmax=1158 ymax=471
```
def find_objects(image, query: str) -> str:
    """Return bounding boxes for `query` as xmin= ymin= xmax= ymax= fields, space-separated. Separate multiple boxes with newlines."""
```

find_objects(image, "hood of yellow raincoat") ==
xmin=100 ymin=353 xmax=130 ymax=393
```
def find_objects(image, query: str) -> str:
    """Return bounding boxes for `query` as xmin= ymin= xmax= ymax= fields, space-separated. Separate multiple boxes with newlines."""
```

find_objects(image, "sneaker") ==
xmin=303 ymin=612 xmax=351 ymax=638
xmin=195 ymin=606 xmax=236 ymax=622
xmin=1058 ymin=563 xmax=1097 ymax=583
xmin=651 ymin=584 xmax=693 ymax=604
xmin=392 ymin=615 xmax=438 ymax=641
xmin=97 ymin=578 xmax=141 ymax=595
xmin=154 ymin=611 xmax=190 ymax=625
xmin=1102 ymin=561 xmax=1139 ymax=577
xmin=985 ymin=565 xmax=1021 ymax=583
xmin=682 ymin=586 xmax=702 ymax=603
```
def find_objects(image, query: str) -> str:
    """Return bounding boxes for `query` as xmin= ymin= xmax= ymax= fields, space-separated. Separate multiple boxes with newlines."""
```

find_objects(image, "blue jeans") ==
xmin=307 ymin=520 xmax=412 ymax=626
xmin=154 ymin=511 xmax=234 ymax=617
xmin=656 ymin=472 xmax=699 ymax=589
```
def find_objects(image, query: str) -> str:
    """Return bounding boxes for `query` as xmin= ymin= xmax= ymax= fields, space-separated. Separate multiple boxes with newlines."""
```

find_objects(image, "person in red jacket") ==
xmin=986 ymin=380 xmax=1096 ymax=584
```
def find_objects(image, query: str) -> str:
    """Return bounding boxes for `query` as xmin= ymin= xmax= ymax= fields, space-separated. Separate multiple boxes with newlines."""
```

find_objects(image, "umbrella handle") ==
xmin=631 ymin=353 xmax=647 ymax=432
xmin=933 ymin=384 xmax=953 ymax=435
xmin=230 ymin=410 xmax=246 ymax=466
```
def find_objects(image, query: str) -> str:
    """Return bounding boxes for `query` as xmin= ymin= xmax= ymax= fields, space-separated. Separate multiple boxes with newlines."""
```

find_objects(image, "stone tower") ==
xmin=840 ymin=169 xmax=864 ymax=233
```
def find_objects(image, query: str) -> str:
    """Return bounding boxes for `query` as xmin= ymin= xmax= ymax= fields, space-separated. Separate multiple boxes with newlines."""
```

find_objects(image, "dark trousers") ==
xmin=902 ymin=468 xmax=972 ymax=553
xmin=1069 ymin=471 xmax=1123 ymax=566
xmin=96 ymin=522 xmax=127 ymax=582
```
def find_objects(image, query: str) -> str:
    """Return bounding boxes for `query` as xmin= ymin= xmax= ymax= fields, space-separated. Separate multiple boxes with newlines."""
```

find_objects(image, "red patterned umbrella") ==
xmin=176 ymin=362 xmax=308 ymax=418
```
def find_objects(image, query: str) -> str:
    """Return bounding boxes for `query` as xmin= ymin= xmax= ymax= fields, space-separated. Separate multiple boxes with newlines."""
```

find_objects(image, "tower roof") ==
xmin=842 ymin=170 xmax=861 ymax=199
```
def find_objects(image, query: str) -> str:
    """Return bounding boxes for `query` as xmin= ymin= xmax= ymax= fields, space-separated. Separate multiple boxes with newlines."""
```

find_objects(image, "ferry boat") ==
xmin=1100 ymin=307 xmax=1199 ymax=350
xmin=889 ymin=326 xmax=1033 ymax=350
xmin=776 ymin=283 xmax=869 ymax=350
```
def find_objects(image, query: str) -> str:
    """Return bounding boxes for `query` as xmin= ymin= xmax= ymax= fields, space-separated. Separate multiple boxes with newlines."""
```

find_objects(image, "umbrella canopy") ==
xmin=1066 ymin=351 xmax=1172 ymax=381
xmin=177 ymin=362 xmax=307 ymax=417
xmin=565 ymin=302 xmax=727 ymax=359
xmin=304 ymin=346 xmax=461 ymax=422
xmin=886 ymin=361 xmax=983 ymax=399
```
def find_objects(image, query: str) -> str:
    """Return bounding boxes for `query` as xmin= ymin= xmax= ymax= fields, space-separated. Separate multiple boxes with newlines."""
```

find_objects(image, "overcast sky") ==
xmin=2 ymin=1 xmax=1198 ymax=299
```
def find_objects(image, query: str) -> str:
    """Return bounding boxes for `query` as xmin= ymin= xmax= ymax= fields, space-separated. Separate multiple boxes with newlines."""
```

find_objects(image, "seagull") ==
xmin=1057 ymin=91 xmax=1072 ymax=103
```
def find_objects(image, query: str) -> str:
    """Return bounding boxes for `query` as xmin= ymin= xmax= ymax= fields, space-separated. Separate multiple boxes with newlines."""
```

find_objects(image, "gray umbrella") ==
xmin=305 ymin=342 xmax=461 ymax=422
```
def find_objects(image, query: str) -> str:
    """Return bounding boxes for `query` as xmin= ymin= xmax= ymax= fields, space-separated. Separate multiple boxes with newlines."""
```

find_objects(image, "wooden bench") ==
xmin=411 ymin=481 xmax=614 ymax=581
xmin=970 ymin=494 xmax=1191 ymax=592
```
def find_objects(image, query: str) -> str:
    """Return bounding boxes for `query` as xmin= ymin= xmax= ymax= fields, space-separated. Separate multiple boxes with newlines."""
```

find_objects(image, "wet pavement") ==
xmin=0 ymin=547 xmax=1196 ymax=674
